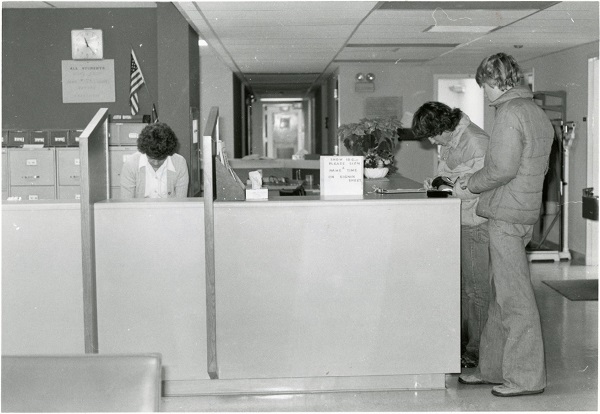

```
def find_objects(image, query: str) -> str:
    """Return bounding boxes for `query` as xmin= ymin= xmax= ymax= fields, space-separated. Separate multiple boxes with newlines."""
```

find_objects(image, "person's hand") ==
xmin=453 ymin=176 xmax=477 ymax=199
xmin=423 ymin=178 xmax=433 ymax=190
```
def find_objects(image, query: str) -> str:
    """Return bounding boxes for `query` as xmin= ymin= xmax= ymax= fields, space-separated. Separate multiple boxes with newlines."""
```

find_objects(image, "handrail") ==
xmin=202 ymin=106 xmax=219 ymax=379
xmin=79 ymin=107 xmax=110 ymax=354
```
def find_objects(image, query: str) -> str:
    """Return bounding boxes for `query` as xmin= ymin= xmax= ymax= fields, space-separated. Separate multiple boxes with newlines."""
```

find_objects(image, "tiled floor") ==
xmin=162 ymin=261 xmax=598 ymax=412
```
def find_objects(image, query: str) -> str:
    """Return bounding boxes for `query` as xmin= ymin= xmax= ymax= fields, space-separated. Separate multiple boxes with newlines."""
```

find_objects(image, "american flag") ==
xmin=129 ymin=49 xmax=145 ymax=115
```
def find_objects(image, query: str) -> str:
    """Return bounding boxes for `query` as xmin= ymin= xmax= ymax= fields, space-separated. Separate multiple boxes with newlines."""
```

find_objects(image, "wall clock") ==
xmin=71 ymin=29 xmax=103 ymax=60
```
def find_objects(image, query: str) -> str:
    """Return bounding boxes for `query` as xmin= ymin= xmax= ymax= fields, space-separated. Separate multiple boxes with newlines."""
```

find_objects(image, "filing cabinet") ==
xmin=109 ymin=146 xmax=137 ymax=198
xmin=8 ymin=148 xmax=56 ymax=200
xmin=109 ymin=122 xmax=147 ymax=146
xmin=57 ymin=148 xmax=81 ymax=200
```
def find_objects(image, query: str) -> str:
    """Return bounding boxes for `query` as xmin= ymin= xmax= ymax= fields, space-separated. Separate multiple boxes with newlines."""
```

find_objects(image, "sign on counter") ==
xmin=319 ymin=156 xmax=364 ymax=195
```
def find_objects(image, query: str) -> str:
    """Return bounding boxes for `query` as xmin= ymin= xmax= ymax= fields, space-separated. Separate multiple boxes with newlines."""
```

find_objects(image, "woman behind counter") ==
xmin=120 ymin=122 xmax=189 ymax=198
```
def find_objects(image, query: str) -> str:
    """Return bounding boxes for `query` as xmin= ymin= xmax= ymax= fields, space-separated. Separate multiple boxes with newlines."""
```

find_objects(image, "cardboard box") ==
xmin=49 ymin=130 xmax=69 ymax=147
xmin=68 ymin=129 xmax=84 ymax=147
xmin=7 ymin=130 xmax=28 ymax=147
xmin=245 ymin=188 xmax=268 ymax=200
xmin=29 ymin=130 xmax=49 ymax=146
xmin=6 ymin=130 xmax=29 ymax=147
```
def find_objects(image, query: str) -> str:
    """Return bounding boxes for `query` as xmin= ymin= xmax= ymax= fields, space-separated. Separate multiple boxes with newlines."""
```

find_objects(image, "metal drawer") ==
xmin=109 ymin=147 xmax=137 ymax=187
xmin=58 ymin=185 xmax=81 ymax=201
xmin=10 ymin=185 xmax=56 ymax=200
xmin=8 ymin=148 xmax=56 ymax=186
xmin=57 ymin=148 xmax=81 ymax=186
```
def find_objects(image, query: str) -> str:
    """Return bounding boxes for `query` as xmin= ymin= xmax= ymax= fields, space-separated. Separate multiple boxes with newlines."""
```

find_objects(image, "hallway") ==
xmin=162 ymin=261 xmax=598 ymax=412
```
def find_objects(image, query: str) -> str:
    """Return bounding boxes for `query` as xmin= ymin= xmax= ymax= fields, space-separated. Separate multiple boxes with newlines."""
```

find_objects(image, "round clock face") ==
xmin=71 ymin=29 xmax=103 ymax=60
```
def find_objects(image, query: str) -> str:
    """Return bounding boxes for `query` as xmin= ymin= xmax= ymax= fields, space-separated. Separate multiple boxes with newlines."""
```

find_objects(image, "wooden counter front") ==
xmin=3 ymin=188 xmax=460 ymax=395
xmin=212 ymin=195 xmax=461 ymax=385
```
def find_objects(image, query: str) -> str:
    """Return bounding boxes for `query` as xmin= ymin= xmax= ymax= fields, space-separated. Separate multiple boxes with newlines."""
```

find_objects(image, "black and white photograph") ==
xmin=1 ymin=0 xmax=598 ymax=412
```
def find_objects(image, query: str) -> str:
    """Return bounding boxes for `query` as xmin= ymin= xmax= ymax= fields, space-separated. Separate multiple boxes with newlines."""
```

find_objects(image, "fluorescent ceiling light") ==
xmin=198 ymin=39 xmax=208 ymax=47
xmin=425 ymin=25 xmax=497 ymax=33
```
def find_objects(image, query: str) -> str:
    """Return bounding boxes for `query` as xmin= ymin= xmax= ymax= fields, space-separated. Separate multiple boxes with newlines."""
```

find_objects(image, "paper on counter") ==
xmin=373 ymin=187 xmax=426 ymax=194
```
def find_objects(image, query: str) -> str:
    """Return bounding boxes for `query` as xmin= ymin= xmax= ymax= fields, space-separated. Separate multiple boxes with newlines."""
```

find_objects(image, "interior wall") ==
xmin=1 ymin=4 xmax=199 ymax=175
xmin=156 ymin=2 xmax=200 ymax=176
xmin=524 ymin=41 xmax=600 ymax=257
xmin=200 ymin=50 xmax=234 ymax=158
xmin=2 ymin=7 xmax=158 ymax=130
xmin=337 ymin=63 xmax=437 ymax=182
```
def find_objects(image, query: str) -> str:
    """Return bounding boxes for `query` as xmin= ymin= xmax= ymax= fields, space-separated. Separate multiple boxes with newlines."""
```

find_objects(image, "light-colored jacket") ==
xmin=120 ymin=152 xmax=189 ymax=198
xmin=437 ymin=114 xmax=489 ymax=227
xmin=468 ymin=85 xmax=554 ymax=224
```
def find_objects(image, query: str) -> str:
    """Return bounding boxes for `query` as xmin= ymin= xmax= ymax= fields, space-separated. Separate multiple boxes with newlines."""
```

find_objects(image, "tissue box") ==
xmin=245 ymin=188 xmax=268 ymax=200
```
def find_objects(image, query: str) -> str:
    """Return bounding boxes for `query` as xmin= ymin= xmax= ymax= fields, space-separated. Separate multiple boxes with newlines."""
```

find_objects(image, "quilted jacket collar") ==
xmin=490 ymin=85 xmax=534 ymax=107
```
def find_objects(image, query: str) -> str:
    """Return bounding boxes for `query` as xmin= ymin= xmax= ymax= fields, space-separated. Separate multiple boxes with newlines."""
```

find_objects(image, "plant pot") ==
xmin=364 ymin=167 xmax=389 ymax=179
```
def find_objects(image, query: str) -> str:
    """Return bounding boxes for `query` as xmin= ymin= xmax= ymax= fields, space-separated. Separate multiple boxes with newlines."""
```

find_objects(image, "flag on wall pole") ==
xmin=129 ymin=49 xmax=145 ymax=116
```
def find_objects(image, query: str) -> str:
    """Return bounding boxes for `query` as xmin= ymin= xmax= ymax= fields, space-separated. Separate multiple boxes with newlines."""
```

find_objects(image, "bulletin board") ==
xmin=61 ymin=60 xmax=116 ymax=103
xmin=365 ymin=97 xmax=402 ymax=118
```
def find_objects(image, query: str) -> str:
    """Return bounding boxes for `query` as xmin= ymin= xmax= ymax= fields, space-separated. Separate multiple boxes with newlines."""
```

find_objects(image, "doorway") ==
xmin=435 ymin=75 xmax=484 ymax=128
xmin=261 ymin=99 xmax=310 ymax=158
xmin=433 ymin=75 xmax=485 ymax=166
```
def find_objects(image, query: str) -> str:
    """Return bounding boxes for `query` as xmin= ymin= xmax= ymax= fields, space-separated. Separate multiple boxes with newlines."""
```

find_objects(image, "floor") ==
xmin=162 ymin=261 xmax=598 ymax=412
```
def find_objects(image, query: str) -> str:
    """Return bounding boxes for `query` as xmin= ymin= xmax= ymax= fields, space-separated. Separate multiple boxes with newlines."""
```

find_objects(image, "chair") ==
xmin=1 ymin=353 xmax=162 ymax=412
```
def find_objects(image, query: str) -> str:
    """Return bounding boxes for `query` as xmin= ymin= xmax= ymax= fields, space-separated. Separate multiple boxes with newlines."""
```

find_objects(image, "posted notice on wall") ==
xmin=319 ymin=156 xmax=364 ymax=196
xmin=61 ymin=60 xmax=116 ymax=103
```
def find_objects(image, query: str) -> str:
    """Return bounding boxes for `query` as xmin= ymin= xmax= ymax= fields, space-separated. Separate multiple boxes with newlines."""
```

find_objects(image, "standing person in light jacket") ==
xmin=455 ymin=53 xmax=554 ymax=397
xmin=412 ymin=102 xmax=490 ymax=370
xmin=120 ymin=122 xmax=189 ymax=199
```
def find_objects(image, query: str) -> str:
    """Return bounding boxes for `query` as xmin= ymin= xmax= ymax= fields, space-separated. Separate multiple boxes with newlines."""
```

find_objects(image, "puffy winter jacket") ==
xmin=467 ymin=85 xmax=554 ymax=224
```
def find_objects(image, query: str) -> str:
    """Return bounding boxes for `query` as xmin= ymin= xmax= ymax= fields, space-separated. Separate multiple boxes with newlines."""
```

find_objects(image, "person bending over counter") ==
xmin=120 ymin=122 xmax=189 ymax=198
xmin=412 ymin=101 xmax=490 ymax=370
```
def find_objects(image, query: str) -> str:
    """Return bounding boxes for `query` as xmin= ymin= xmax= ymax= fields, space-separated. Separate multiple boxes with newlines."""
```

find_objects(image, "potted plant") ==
xmin=337 ymin=116 xmax=402 ymax=177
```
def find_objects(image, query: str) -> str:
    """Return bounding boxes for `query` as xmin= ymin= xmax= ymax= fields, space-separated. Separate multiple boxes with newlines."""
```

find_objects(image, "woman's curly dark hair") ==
xmin=475 ymin=52 xmax=522 ymax=91
xmin=411 ymin=101 xmax=462 ymax=140
xmin=137 ymin=122 xmax=179 ymax=160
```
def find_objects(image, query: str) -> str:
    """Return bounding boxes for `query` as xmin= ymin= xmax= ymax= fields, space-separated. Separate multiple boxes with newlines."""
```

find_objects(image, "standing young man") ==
xmin=455 ymin=53 xmax=554 ymax=397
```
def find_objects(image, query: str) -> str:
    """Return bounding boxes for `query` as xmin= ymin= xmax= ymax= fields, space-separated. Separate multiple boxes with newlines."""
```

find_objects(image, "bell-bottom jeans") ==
xmin=461 ymin=222 xmax=490 ymax=358
xmin=475 ymin=219 xmax=547 ymax=391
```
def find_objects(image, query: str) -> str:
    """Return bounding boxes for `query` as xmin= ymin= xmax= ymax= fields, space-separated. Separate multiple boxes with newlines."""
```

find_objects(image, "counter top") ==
xmin=229 ymin=158 xmax=320 ymax=169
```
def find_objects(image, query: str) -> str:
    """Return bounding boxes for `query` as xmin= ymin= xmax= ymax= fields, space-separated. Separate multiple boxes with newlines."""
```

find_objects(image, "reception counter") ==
xmin=2 ymin=179 xmax=461 ymax=395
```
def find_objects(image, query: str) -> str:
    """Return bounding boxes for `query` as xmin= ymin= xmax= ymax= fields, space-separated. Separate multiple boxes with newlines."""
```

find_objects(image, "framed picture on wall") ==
xmin=364 ymin=97 xmax=402 ymax=119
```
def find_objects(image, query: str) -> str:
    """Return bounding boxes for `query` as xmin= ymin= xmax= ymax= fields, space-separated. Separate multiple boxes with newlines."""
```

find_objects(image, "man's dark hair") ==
xmin=411 ymin=101 xmax=462 ymax=140
xmin=137 ymin=122 xmax=178 ymax=160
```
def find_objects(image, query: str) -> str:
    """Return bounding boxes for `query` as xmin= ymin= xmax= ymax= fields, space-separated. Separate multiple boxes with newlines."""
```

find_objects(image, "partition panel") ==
xmin=94 ymin=200 xmax=208 ymax=381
